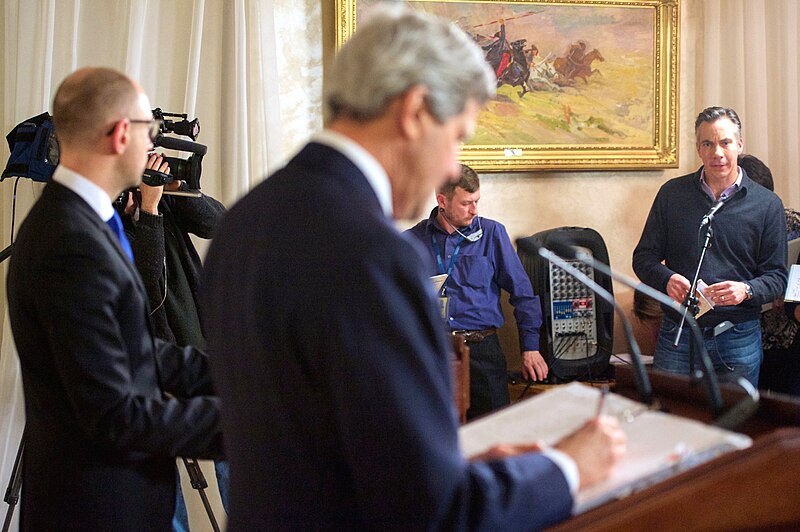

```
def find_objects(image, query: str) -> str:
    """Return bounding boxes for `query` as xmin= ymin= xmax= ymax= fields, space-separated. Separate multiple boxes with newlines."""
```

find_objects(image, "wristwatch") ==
xmin=744 ymin=283 xmax=754 ymax=300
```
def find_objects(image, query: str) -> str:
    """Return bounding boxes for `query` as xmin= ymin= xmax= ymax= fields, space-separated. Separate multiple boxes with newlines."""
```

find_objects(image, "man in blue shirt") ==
xmin=406 ymin=164 xmax=548 ymax=419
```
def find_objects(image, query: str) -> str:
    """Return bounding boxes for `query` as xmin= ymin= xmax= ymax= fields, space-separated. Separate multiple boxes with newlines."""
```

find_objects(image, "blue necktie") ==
xmin=106 ymin=210 xmax=134 ymax=262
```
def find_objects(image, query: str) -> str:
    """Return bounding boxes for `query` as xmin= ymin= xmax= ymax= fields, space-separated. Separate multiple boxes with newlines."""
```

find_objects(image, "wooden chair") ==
xmin=450 ymin=333 xmax=470 ymax=424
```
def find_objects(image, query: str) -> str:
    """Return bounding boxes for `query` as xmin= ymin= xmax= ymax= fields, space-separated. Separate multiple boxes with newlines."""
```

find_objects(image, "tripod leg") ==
xmin=181 ymin=457 xmax=220 ymax=532
xmin=2 ymin=437 xmax=24 ymax=532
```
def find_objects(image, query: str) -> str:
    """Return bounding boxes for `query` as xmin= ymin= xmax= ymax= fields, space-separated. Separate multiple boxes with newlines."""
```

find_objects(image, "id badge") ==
xmin=438 ymin=296 xmax=449 ymax=320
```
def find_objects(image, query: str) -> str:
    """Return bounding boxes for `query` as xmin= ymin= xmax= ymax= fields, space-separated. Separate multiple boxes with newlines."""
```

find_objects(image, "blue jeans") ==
xmin=173 ymin=460 xmax=230 ymax=531
xmin=654 ymin=318 xmax=762 ymax=387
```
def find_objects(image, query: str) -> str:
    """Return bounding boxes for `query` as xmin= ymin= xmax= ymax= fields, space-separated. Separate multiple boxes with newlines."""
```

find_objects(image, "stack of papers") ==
xmin=459 ymin=382 xmax=751 ymax=514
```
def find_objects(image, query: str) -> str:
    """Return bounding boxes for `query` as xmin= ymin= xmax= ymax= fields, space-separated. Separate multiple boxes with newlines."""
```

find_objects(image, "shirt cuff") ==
xmin=540 ymin=447 xmax=580 ymax=498
xmin=136 ymin=209 xmax=163 ymax=226
xmin=519 ymin=332 xmax=540 ymax=352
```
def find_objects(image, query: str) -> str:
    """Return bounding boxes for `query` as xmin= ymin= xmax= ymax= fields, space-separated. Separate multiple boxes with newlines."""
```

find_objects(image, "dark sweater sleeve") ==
xmin=166 ymin=183 xmax=227 ymax=239
xmin=633 ymin=188 xmax=676 ymax=292
xmin=125 ymin=209 xmax=176 ymax=343
xmin=748 ymin=194 xmax=788 ymax=305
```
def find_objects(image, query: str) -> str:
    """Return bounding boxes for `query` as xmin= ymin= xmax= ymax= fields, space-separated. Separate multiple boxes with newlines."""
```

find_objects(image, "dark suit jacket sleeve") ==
xmin=37 ymin=230 xmax=221 ymax=458
xmin=154 ymin=337 xmax=216 ymax=397
xmin=167 ymin=186 xmax=226 ymax=238
xmin=324 ymin=239 xmax=572 ymax=530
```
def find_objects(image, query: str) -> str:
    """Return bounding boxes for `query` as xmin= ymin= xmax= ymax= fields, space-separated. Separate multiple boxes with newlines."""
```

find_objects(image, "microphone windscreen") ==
xmin=546 ymin=237 xmax=578 ymax=260
xmin=154 ymin=135 xmax=208 ymax=156
xmin=516 ymin=236 xmax=578 ymax=259
xmin=515 ymin=237 xmax=542 ymax=256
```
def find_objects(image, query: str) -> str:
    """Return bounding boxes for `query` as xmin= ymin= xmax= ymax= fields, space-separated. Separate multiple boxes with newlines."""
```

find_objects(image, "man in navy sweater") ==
xmin=633 ymin=106 xmax=787 ymax=386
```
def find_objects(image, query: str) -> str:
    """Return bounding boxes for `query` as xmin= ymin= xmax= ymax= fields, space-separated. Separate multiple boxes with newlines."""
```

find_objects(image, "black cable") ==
xmin=549 ymin=332 xmax=594 ymax=382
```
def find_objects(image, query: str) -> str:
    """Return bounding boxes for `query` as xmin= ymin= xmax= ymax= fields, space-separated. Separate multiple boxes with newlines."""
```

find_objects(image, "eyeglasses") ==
xmin=106 ymin=118 xmax=163 ymax=142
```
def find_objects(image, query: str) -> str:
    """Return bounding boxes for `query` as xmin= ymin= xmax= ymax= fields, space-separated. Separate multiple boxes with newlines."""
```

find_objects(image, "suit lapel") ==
xmin=51 ymin=183 xmax=150 ymax=304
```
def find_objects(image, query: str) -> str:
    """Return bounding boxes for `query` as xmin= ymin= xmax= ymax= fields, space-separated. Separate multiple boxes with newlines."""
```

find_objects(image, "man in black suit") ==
xmin=6 ymin=67 xmax=223 ymax=530
xmin=201 ymin=7 xmax=625 ymax=531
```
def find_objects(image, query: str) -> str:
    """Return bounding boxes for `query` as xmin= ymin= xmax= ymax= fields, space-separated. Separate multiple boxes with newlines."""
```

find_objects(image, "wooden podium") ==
xmin=549 ymin=365 xmax=800 ymax=530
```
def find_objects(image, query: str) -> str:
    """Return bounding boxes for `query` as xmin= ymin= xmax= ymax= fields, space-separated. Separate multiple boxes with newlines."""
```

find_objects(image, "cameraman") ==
xmin=118 ymin=152 xmax=228 ymax=531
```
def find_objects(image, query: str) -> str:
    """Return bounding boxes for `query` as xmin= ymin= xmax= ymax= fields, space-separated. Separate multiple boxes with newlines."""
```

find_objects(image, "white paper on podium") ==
xmin=459 ymin=382 xmax=751 ymax=515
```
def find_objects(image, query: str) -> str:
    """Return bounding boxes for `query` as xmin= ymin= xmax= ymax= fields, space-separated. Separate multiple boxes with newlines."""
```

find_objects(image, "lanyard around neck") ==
xmin=431 ymin=233 xmax=465 ymax=279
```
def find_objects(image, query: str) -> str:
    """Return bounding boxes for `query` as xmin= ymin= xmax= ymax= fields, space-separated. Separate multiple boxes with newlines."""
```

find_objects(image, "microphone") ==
xmin=154 ymin=134 xmax=208 ymax=156
xmin=713 ymin=377 xmax=760 ymax=430
xmin=542 ymin=236 xmax=756 ymax=425
xmin=700 ymin=199 xmax=725 ymax=226
xmin=516 ymin=237 xmax=654 ymax=405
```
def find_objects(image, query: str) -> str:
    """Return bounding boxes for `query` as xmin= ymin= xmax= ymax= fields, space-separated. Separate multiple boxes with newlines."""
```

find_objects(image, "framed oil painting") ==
xmin=334 ymin=0 xmax=680 ymax=171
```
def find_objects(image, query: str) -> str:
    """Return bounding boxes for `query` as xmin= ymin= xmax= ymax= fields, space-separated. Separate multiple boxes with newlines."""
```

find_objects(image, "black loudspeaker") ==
xmin=517 ymin=227 xmax=613 ymax=382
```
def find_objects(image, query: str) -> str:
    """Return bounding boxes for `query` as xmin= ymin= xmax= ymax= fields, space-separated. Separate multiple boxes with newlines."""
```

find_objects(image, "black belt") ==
xmin=452 ymin=328 xmax=497 ymax=343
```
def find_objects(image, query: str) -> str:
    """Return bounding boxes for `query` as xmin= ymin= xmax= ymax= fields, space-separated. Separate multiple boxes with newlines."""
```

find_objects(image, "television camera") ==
xmin=2 ymin=108 xmax=207 ymax=192
xmin=144 ymin=108 xmax=206 ymax=190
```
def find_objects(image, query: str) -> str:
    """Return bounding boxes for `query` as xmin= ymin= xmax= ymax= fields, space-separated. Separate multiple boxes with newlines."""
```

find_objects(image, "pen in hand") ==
xmin=595 ymin=384 xmax=609 ymax=418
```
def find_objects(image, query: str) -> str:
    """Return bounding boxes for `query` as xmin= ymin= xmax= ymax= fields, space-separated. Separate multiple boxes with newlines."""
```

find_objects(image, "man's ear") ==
xmin=436 ymin=193 xmax=447 ymax=211
xmin=107 ymin=119 xmax=129 ymax=155
xmin=397 ymin=85 xmax=429 ymax=140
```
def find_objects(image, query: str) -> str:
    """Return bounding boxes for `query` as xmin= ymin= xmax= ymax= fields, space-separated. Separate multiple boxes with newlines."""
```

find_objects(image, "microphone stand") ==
xmin=564 ymin=241 xmax=765 ymax=429
xmin=575 ymin=252 xmax=757 ymax=429
xmin=674 ymin=221 xmax=714 ymax=350
xmin=569 ymin=250 xmax=724 ymax=419
xmin=522 ymin=242 xmax=653 ymax=405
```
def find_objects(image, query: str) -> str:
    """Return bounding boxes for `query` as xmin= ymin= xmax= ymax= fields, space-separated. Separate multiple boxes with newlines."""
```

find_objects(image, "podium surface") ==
xmin=549 ymin=365 xmax=800 ymax=530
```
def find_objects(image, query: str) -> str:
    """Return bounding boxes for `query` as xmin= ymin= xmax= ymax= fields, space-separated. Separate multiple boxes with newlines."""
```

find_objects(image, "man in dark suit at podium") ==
xmin=201 ymin=7 xmax=625 ymax=531
xmin=7 ymin=67 xmax=223 ymax=530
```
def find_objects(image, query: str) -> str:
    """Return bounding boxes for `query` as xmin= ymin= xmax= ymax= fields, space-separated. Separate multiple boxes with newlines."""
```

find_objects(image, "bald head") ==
xmin=52 ymin=67 xmax=155 ymax=198
xmin=52 ymin=67 xmax=140 ymax=146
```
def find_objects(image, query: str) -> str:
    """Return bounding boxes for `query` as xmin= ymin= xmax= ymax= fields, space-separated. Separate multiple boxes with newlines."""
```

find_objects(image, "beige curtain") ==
xmin=0 ymin=0 xmax=303 ymax=529
xmin=698 ymin=0 xmax=800 ymax=207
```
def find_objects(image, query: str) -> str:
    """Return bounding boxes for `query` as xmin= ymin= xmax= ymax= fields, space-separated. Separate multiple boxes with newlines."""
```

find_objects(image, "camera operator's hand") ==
xmin=141 ymin=153 xmax=169 ymax=214
xmin=164 ymin=179 xmax=183 ymax=192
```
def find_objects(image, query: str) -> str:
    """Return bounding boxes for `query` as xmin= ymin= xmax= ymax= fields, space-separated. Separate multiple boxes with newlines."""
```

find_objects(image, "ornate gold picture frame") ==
xmin=335 ymin=0 xmax=680 ymax=171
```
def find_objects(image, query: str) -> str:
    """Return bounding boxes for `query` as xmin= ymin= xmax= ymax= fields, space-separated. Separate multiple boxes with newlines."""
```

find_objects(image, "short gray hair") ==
xmin=325 ymin=6 xmax=495 ymax=123
xmin=695 ymin=106 xmax=742 ymax=140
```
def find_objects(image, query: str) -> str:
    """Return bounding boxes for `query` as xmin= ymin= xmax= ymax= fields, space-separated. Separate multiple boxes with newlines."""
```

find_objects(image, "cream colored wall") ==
xmin=316 ymin=2 xmax=705 ymax=363
xmin=489 ymin=2 xmax=704 ymax=362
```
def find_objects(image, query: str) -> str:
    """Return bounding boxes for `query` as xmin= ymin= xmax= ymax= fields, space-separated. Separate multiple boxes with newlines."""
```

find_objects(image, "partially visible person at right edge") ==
xmin=738 ymin=153 xmax=800 ymax=396
xmin=633 ymin=107 xmax=787 ymax=388
xmin=201 ymin=7 xmax=625 ymax=531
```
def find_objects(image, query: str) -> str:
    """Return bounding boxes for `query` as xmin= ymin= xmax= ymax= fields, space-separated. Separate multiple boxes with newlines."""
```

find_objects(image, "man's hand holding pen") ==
xmin=555 ymin=385 xmax=626 ymax=489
